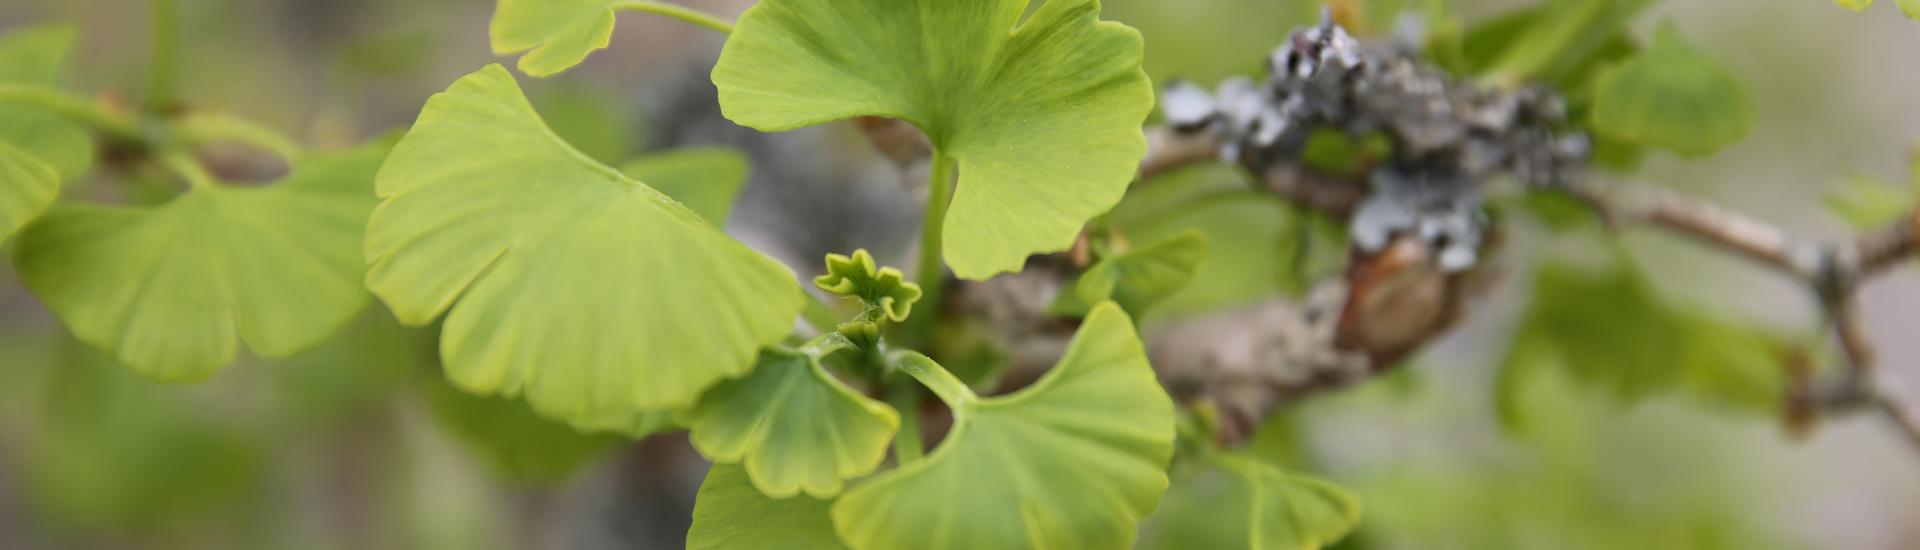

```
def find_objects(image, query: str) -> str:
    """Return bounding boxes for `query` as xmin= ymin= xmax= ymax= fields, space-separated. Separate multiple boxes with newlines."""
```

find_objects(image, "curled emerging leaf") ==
xmin=814 ymin=249 xmax=921 ymax=323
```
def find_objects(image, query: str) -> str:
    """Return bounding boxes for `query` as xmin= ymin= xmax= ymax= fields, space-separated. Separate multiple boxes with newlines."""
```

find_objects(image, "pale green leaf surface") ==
xmin=712 ymin=0 xmax=1153 ymax=279
xmin=1054 ymin=230 xmax=1207 ymax=317
xmin=1140 ymin=456 xmax=1363 ymax=550
xmin=364 ymin=65 xmax=803 ymax=422
xmin=831 ymin=303 xmax=1175 ymax=550
xmin=1496 ymin=258 xmax=1785 ymax=428
xmin=569 ymin=408 xmax=680 ymax=439
xmin=618 ymin=147 xmax=749 ymax=226
xmin=1590 ymin=23 xmax=1750 ymax=157
xmin=490 ymin=0 xmax=619 ymax=77
xmin=1482 ymin=0 xmax=1650 ymax=82
xmin=689 ymin=463 xmax=849 ymax=550
xmin=0 ymin=23 xmax=92 ymax=180
xmin=1835 ymin=0 xmax=1873 ymax=11
xmin=1825 ymin=176 xmax=1914 ymax=230
xmin=0 ymin=141 xmax=58 ymax=238
xmin=1902 ymin=0 xmax=1920 ymax=19
xmin=1219 ymin=454 xmax=1361 ymax=550
xmin=15 ymin=141 xmax=390 ymax=380
xmin=535 ymin=82 xmax=639 ymax=165
xmin=683 ymin=347 xmax=898 ymax=499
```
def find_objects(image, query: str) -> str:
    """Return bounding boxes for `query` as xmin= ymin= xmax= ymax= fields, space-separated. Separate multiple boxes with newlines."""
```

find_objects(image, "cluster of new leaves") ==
xmin=474 ymin=0 xmax=1365 ymax=547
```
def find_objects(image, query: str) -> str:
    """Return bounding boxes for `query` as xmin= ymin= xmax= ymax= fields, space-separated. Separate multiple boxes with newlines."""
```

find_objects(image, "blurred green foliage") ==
xmin=0 ymin=0 xmax=1904 ymax=547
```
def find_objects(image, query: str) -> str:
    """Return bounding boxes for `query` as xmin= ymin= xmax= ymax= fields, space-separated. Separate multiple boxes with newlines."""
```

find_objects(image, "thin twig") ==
xmin=1558 ymin=178 xmax=1920 ymax=454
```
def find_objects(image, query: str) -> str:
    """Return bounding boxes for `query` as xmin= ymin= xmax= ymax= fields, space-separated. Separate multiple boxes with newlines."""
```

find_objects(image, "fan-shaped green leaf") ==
xmin=684 ymin=344 xmax=898 ymax=498
xmin=491 ymin=0 xmax=733 ymax=77
xmin=1208 ymin=453 xmax=1362 ymax=550
xmin=569 ymin=408 xmax=680 ymax=438
xmin=0 ymin=23 xmax=92 ymax=180
xmin=831 ymin=302 xmax=1175 ymax=549
xmin=689 ymin=463 xmax=849 ymax=550
xmin=618 ymin=146 xmax=749 ymax=226
xmin=0 ymin=141 xmax=57 ymax=239
xmin=1589 ymin=23 xmax=1750 ymax=157
xmin=490 ymin=0 xmax=622 ymax=77
xmin=15 ymin=141 xmax=391 ymax=380
xmin=1053 ymin=230 xmax=1207 ymax=317
xmin=364 ymin=65 xmax=803 ymax=424
xmin=712 ymin=0 xmax=1154 ymax=279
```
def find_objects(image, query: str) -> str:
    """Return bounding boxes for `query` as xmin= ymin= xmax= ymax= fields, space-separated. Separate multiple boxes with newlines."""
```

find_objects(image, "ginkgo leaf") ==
xmin=618 ymin=147 xmax=749 ymax=226
xmin=490 ymin=0 xmax=732 ymax=77
xmin=0 ymin=23 xmax=92 ymax=180
xmin=814 ymin=249 xmax=921 ymax=323
xmin=0 ymin=141 xmax=57 ymax=239
xmin=712 ymin=0 xmax=1154 ymax=279
xmin=14 ymin=141 xmax=391 ymax=380
xmin=831 ymin=302 xmax=1175 ymax=550
xmin=490 ymin=0 xmax=622 ymax=77
xmin=1053 ymin=230 xmax=1207 ymax=317
xmin=364 ymin=65 xmax=804 ymax=424
xmin=1589 ymin=23 xmax=1750 ymax=157
xmin=683 ymin=345 xmax=898 ymax=499
xmin=1207 ymin=453 xmax=1362 ymax=550
xmin=569 ymin=408 xmax=680 ymax=439
xmin=688 ymin=463 xmax=849 ymax=550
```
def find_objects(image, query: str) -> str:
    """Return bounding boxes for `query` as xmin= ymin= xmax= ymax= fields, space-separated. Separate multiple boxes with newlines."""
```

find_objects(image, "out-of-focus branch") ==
xmin=1560 ymin=179 xmax=1920 ymax=454
xmin=858 ymin=15 xmax=1920 ymax=453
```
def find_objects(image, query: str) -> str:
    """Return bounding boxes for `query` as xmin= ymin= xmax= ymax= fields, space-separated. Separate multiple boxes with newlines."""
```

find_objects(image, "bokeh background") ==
xmin=1 ymin=0 xmax=1917 ymax=548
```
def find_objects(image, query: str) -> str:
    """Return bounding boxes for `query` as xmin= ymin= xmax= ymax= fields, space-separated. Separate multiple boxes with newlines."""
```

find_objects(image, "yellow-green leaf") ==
xmin=0 ymin=141 xmax=57 ymax=239
xmin=1141 ymin=454 xmax=1363 ymax=550
xmin=364 ymin=65 xmax=803 ymax=424
xmin=1209 ymin=453 xmax=1362 ymax=550
xmin=831 ymin=303 xmax=1175 ymax=549
xmin=0 ymin=23 xmax=92 ymax=180
xmin=490 ymin=0 xmax=622 ymax=77
xmin=618 ymin=146 xmax=749 ymax=226
xmin=688 ymin=463 xmax=849 ymax=550
xmin=1589 ymin=23 xmax=1750 ymax=157
xmin=1902 ymin=0 xmax=1920 ymax=19
xmin=683 ymin=345 xmax=898 ymax=499
xmin=712 ymin=0 xmax=1154 ymax=279
xmin=1053 ymin=230 xmax=1208 ymax=317
xmin=15 ymin=141 xmax=391 ymax=380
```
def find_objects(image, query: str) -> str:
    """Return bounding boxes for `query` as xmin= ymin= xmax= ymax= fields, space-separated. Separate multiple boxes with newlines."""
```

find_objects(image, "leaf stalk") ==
xmin=614 ymin=1 xmax=735 ymax=34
